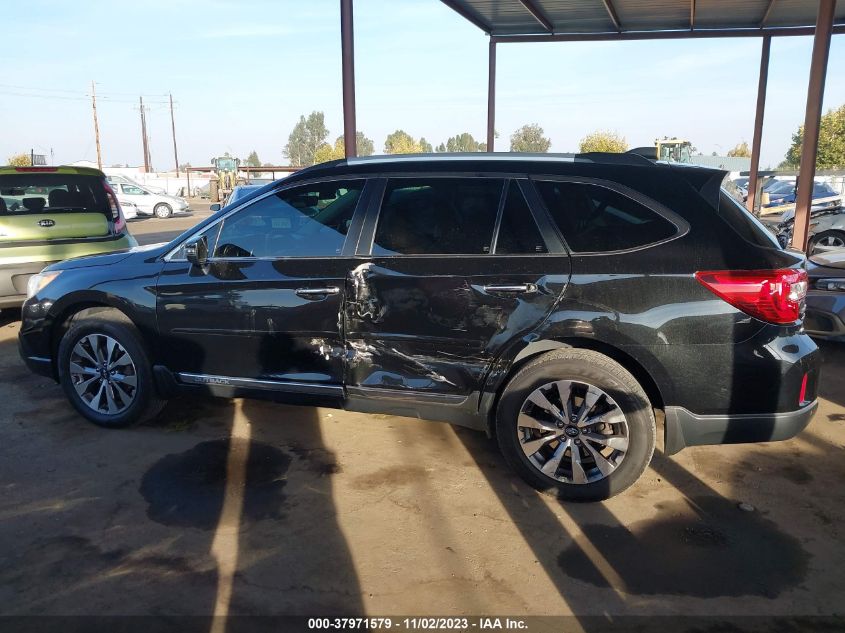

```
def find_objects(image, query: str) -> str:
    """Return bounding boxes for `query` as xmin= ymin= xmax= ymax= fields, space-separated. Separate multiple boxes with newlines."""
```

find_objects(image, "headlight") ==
xmin=26 ymin=270 xmax=62 ymax=299
xmin=815 ymin=278 xmax=845 ymax=292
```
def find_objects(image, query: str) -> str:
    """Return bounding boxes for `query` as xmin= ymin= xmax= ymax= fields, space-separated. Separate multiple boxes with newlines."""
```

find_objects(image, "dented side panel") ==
xmin=343 ymin=256 xmax=570 ymax=407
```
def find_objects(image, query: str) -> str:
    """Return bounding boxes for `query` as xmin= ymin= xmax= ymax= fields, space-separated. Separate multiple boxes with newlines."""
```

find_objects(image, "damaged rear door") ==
xmin=343 ymin=176 xmax=569 ymax=424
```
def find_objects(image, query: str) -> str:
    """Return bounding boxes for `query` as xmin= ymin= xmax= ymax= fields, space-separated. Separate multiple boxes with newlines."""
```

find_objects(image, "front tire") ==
xmin=810 ymin=230 xmax=845 ymax=254
xmin=496 ymin=348 xmax=655 ymax=502
xmin=154 ymin=203 xmax=173 ymax=219
xmin=57 ymin=309 xmax=165 ymax=428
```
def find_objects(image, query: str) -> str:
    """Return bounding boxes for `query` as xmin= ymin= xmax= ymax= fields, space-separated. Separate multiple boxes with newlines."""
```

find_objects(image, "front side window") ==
xmin=373 ymin=178 xmax=504 ymax=255
xmin=536 ymin=180 xmax=677 ymax=253
xmin=121 ymin=185 xmax=145 ymax=195
xmin=211 ymin=180 xmax=362 ymax=258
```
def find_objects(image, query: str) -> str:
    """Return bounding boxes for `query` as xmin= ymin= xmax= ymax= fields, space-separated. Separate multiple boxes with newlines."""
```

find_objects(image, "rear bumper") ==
xmin=0 ymin=261 xmax=56 ymax=308
xmin=664 ymin=400 xmax=818 ymax=455
xmin=805 ymin=291 xmax=845 ymax=341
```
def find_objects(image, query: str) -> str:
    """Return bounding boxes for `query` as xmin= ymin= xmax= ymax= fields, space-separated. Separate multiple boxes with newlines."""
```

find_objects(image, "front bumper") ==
xmin=0 ymin=261 xmax=56 ymax=309
xmin=664 ymin=400 xmax=818 ymax=455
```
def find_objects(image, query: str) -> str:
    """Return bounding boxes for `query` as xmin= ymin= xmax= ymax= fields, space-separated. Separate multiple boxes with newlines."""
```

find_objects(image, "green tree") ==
xmin=440 ymin=132 xmax=484 ymax=153
xmin=314 ymin=132 xmax=376 ymax=164
xmin=435 ymin=142 xmax=447 ymax=153
xmin=384 ymin=130 xmax=423 ymax=154
xmin=7 ymin=153 xmax=30 ymax=166
xmin=284 ymin=111 xmax=329 ymax=166
xmin=509 ymin=124 xmax=551 ymax=153
xmin=353 ymin=131 xmax=375 ymax=157
xmin=245 ymin=150 xmax=261 ymax=167
xmin=578 ymin=130 xmax=628 ymax=153
xmin=419 ymin=137 xmax=433 ymax=153
xmin=785 ymin=104 xmax=845 ymax=169
xmin=727 ymin=142 xmax=751 ymax=158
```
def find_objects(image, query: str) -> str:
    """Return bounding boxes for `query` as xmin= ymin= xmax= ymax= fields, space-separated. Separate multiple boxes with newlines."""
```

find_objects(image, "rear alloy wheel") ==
xmin=58 ymin=309 xmax=165 ymax=428
xmin=154 ymin=203 xmax=173 ymax=219
xmin=810 ymin=230 xmax=845 ymax=254
xmin=496 ymin=348 xmax=655 ymax=501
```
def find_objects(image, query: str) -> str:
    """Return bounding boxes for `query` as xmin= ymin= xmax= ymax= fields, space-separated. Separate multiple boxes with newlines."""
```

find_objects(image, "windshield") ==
xmin=0 ymin=173 xmax=111 ymax=215
xmin=767 ymin=181 xmax=795 ymax=195
xmin=216 ymin=158 xmax=238 ymax=171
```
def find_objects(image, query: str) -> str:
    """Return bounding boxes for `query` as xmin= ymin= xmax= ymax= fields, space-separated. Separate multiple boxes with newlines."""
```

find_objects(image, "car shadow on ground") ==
xmin=0 ymin=327 xmax=364 ymax=621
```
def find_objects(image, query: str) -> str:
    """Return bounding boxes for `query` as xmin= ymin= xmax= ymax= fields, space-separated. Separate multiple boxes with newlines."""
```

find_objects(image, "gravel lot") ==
xmin=1 ymin=205 xmax=843 ymax=624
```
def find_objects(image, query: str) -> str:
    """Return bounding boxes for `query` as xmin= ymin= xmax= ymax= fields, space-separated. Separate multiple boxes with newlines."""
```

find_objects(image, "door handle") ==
xmin=295 ymin=286 xmax=340 ymax=299
xmin=483 ymin=283 xmax=537 ymax=294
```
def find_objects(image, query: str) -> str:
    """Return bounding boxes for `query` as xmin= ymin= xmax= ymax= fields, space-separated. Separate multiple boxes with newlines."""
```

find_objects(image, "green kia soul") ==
xmin=0 ymin=165 xmax=137 ymax=308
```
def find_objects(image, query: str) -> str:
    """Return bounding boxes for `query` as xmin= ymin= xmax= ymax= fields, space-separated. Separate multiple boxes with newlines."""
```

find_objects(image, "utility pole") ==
xmin=139 ymin=96 xmax=150 ymax=173
xmin=169 ymin=93 xmax=180 ymax=176
xmin=91 ymin=81 xmax=103 ymax=170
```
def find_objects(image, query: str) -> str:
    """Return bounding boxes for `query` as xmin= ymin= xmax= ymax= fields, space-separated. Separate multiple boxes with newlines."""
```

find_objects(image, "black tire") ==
xmin=154 ymin=203 xmax=172 ymax=219
xmin=57 ymin=308 xmax=166 ymax=428
xmin=809 ymin=230 xmax=845 ymax=254
xmin=496 ymin=348 xmax=655 ymax=502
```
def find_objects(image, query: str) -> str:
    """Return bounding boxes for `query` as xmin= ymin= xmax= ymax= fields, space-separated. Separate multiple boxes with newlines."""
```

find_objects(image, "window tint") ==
xmin=0 ymin=174 xmax=111 ymax=216
xmin=212 ymin=180 xmax=362 ymax=258
xmin=495 ymin=182 xmax=548 ymax=254
xmin=536 ymin=180 xmax=677 ymax=252
xmin=373 ymin=178 xmax=503 ymax=255
xmin=718 ymin=190 xmax=781 ymax=249
xmin=122 ymin=185 xmax=145 ymax=195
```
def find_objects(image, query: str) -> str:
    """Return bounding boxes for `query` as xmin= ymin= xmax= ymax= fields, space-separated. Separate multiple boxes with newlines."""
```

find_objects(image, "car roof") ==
xmin=0 ymin=165 xmax=105 ymax=177
xmin=278 ymin=152 xmax=724 ymax=189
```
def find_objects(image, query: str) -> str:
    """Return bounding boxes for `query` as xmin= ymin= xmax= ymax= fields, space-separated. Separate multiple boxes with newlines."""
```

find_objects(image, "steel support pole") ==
xmin=792 ymin=0 xmax=835 ymax=250
xmin=341 ymin=0 xmax=357 ymax=159
xmin=747 ymin=36 xmax=770 ymax=214
xmin=487 ymin=39 xmax=496 ymax=152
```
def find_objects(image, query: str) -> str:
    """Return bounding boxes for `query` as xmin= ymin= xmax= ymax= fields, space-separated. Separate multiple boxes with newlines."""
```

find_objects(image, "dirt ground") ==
xmin=1 ymin=213 xmax=844 ymax=624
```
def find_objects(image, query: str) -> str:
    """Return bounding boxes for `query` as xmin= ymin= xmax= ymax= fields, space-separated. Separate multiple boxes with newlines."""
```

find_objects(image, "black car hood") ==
xmin=48 ymin=241 xmax=170 ymax=271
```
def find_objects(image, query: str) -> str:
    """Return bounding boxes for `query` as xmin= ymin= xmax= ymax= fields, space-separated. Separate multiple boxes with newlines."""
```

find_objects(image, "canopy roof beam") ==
xmin=519 ymin=0 xmax=554 ymax=32
xmin=601 ymin=0 xmax=622 ymax=32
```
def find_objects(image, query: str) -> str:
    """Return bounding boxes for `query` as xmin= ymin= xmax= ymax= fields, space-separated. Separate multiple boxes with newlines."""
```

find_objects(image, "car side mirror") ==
xmin=210 ymin=203 xmax=221 ymax=212
xmin=185 ymin=234 xmax=208 ymax=267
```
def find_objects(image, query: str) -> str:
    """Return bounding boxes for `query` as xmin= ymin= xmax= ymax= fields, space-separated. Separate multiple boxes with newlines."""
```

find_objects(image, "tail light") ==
xmin=695 ymin=269 xmax=808 ymax=325
xmin=103 ymin=181 xmax=126 ymax=234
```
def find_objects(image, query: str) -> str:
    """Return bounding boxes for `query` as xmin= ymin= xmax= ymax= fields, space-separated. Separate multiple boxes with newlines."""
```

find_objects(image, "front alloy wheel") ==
xmin=517 ymin=380 xmax=629 ymax=484
xmin=69 ymin=334 xmax=138 ymax=415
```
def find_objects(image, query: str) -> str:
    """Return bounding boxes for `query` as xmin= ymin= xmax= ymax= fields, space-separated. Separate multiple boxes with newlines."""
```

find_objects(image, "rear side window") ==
xmin=718 ymin=190 xmax=781 ymax=249
xmin=495 ymin=182 xmax=548 ymax=254
xmin=373 ymin=178 xmax=503 ymax=255
xmin=0 ymin=173 xmax=110 ymax=216
xmin=535 ymin=180 xmax=677 ymax=253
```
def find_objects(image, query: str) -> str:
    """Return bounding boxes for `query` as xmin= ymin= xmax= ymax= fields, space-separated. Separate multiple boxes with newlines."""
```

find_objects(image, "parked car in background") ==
xmin=761 ymin=180 xmax=842 ymax=216
xmin=221 ymin=184 xmax=264 ymax=209
xmin=764 ymin=206 xmax=845 ymax=254
xmin=0 ymin=165 xmax=136 ymax=308
xmin=805 ymin=249 xmax=845 ymax=341
xmin=18 ymin=153 xmax=819 ymax=501
xmin=112 ymin=182 xmax=190 ymax=219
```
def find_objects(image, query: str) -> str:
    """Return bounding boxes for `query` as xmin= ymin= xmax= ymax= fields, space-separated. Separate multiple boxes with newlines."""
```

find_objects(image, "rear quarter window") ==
xmin=535 ymin=180 xmax=678 ymax=253
xmin=718 ymin=190 xmax=781 ymax=249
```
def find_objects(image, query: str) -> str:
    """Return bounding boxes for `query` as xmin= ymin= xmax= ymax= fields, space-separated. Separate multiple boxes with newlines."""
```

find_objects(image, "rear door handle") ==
xmin=483 ymin=283 xmax=537 ymax=294
xmin=295 ymin=286 xmax=340 ymax=299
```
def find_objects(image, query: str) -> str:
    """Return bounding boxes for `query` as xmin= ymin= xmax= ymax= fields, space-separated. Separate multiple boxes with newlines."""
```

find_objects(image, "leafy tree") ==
xmin=284 ymin=111 xmax=329 ymax=166
xmin=785 ymin=104 xmax=845 ymax=169
xmin=178 ymin=162 xmax=192 ymax=170
xmin=509 ymin=124 xmax=551 ymax=153
xmin=727 ymin=142 xmax=751 ymax=158
xmin=313 ymin=132 xmax=376 ymax=164
xmin=353 ymin=131 xmax=375 ymax=157
xmin=435 ymin=143 xmax=447 ymax=153
xmin=7 ymin=153 xmax=30 ymax=166
xmin=438 ymin=132 xmax=485 ymax=153
xmin=419 ymin=137 xmax=433 ymax=153
xmin=384 ymin=130 xmax=423 ymax=154
xmin=578 ymin=130 xmax=628 ymax=154
xmin=245 ymin=150 xmax=261 ymax=167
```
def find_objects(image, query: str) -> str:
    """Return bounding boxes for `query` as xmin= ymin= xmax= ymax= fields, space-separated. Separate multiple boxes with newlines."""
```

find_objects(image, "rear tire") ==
xmin=154 ymin=203 xmax=173 ymax=219
xmin=57 ymin=309 xmax=165 ymax=428
xmin=496 ymin=348 xmax=655 ymax=502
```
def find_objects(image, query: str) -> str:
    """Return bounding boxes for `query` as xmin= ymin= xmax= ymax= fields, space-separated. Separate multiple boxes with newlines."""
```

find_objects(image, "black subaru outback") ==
xmin=19 ymin=153 xmax=819 ymax=501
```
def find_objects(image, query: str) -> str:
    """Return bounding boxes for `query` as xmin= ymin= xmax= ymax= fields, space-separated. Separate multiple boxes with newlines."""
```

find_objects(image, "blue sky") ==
xmin=2 ymin=0 xmax=844 ymax=169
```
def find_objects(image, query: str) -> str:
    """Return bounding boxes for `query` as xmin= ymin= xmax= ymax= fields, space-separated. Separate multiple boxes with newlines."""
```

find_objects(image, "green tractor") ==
xmin=210 ymin=156 xmax=242 ymax=203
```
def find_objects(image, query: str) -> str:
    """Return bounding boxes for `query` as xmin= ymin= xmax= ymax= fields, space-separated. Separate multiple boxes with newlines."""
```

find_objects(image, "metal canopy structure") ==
xmin=337 ymin=0 xmax=843 ymax=250
xmin=439 ymin=0 xmax=845 ymax=36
